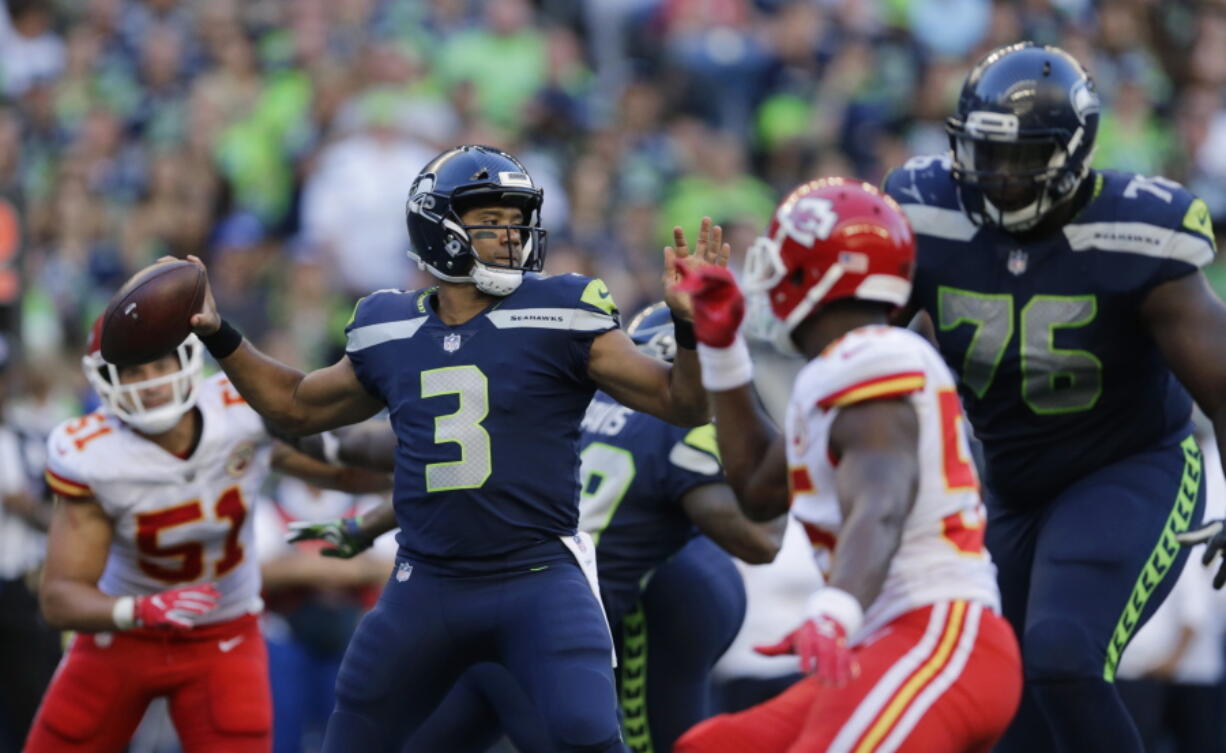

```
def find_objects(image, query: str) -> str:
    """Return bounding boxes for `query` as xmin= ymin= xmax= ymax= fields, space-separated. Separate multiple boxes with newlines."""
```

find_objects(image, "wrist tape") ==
xmin=697 ymin=336 xmax=754 ymax=391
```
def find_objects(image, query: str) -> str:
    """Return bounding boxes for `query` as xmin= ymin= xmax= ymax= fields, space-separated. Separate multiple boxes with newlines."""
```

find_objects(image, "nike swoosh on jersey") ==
xmin=218 ymin=636 xmax=245 ymax=653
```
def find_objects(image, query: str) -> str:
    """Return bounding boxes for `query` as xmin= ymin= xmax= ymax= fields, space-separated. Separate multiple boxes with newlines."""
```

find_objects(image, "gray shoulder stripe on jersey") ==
xmin=668 ymin=442 xmax=721 ymax=476
xmin=346 ymin=317 xmax=428 ymax=352
xmin=899 ymin=205 xmax=978 ymax=241
xmin=1063 ymin=222 xmax=1214 ymax=267
xmin=486 ymin=308 xmax=616 ymax=332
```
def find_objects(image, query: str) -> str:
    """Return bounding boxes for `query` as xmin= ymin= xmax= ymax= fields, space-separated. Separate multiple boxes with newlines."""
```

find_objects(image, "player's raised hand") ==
xmin=164 ymin=254 xmax=221 ymax=336
xmin=133 ymin=583 xmax=220 ymax=629
xmin=664 ymin=217 xmax=733 ymax=322
xmin=286 ymin=517 xmax=373 ymax=559
xmin=672 ymin=263 xmax=745 ymax=348
xmin=1176 ymin=519 xmax=1226 ymax=588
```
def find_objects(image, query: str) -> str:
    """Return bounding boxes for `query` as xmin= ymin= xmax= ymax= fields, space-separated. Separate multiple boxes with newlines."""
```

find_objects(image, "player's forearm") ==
xmin=707 ymin=516 xmax=784 ymax=564
xmin=709 ymin=387 xmax=789 ymax=520
xmin=216 ymin=341 xmax=317 ymax=434
xmin=39 ymin=578 xmax=126 ymax=632
xmin=829 ymin=452 xmax=916 ymax=609
xmin=357 ymin=499 xmax=398 ymax=540
xmin=261 ymin=553 xmax=389 ymax=590
xmin=664 ymin=347 xmax=711 ymax=426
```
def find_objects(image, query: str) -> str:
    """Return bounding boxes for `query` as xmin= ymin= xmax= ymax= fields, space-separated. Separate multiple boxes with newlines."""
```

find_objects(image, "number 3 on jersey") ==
xmin=422 ymin=365 xmax=492 ymax=492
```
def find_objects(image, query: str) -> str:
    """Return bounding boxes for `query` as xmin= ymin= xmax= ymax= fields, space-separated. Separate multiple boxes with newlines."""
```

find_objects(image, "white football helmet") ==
xmin=82 ymin=316 xmax=205 ymax=435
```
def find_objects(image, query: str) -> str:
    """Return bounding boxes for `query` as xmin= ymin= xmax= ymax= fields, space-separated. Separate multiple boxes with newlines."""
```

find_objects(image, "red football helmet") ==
xmin=743 ymin=178 xmax=916 ymax=345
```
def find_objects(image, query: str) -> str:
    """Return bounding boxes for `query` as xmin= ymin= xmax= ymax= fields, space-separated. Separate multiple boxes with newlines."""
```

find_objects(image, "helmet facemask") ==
xmin=83 ymin=334 xmax=205 ymax=435
xmin=949 ymin=125 xmax=1087 ymax=232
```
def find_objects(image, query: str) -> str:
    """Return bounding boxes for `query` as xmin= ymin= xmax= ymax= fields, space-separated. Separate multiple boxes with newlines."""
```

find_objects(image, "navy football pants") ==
xmin=988 ymin=433 xmax=1205 ymax=753
xmin=405 ymin=535 xmax=747 ymax=753
xmin=320 ymin=552 xmax=623 ymax=753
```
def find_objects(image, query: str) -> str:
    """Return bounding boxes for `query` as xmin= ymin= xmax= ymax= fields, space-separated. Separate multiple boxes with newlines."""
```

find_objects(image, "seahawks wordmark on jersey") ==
xmin=886 ymin=156 xmax=1215 ymax=501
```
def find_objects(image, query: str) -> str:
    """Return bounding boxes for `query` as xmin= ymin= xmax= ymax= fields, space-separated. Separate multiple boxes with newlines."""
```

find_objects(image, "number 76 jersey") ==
xmin=786 ymin=326 xmax=1001 ymax=641
xmin=44 ymin=374 xmax=271 ymax=624
xmin=885 ymin=159 xmax=1216 ymax=503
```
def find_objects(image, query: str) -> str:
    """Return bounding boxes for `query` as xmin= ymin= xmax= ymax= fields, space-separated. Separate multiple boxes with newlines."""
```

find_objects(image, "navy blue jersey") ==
xmin=577 ymin=392 xmax=725 ymax=622
xmin=345 ymin=274 xmax=620 ymax=562
xmin=884 ymin=155 xmax=1216 ymax=502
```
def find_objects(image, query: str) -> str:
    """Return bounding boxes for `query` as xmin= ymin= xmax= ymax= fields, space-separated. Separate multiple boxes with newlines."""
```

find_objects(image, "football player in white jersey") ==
xmin=674 ymin=179 xmax=1022 ymax=753
xmin=24 ymin=321 xmax=389 ymax=753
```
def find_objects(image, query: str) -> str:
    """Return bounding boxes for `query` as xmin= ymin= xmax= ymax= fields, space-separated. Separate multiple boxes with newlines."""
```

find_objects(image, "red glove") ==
xmin=135 ymin=583 xmax=220 ymax=629
xmin=674 ymin=263 xmax=745 ymax=348
xmin=754 ymin=615 xmax=857 ymax=686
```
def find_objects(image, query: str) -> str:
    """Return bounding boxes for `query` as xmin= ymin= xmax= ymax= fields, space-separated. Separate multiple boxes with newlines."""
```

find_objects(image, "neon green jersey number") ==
xmin=421 ymin=365 xmax=492 ymax=491
xmin=938 ymin=288 xmax=1102 ymax=415
xmin=577 ymin=442 xmax=636 ymax=545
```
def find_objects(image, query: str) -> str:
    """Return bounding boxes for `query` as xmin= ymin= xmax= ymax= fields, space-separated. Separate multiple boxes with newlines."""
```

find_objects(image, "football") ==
xmin=100 ymin=260 xmax=206 ymax=366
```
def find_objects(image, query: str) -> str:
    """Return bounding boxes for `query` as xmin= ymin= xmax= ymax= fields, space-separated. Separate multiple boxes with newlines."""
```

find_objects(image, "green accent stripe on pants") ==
xmin=620 ymin=602 xmax=653 ymax=753
xmin=1103 ymin=434 xmax=1201 ymax=681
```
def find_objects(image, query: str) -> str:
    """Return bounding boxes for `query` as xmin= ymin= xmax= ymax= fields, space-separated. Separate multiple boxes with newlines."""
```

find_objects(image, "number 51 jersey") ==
xmin=885 ymin=158 xmax=1216 ymax=503
xmin=44 ymin=374 xmax=271 ymax=624
xmin=787 ymin=326 xmax=1001 ymax=641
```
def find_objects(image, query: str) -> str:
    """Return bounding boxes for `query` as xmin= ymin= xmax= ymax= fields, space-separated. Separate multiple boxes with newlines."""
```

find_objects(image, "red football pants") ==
xmin=24 ymin=613 xmax=270 ymax=753
xmin=678 ymin=600 xmax=1021 ymax=753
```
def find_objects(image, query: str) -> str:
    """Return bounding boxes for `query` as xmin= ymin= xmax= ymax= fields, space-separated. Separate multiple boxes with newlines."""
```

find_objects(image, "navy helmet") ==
xmin=405 ymin=145 xmax=547 ymax=296
xmin=946 ymin=42 xmax=1100 ymax=232
xmin=626 ymin=301 xmax=675 ymax=363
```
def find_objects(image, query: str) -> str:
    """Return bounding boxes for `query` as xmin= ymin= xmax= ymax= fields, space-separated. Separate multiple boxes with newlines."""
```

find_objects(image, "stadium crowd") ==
xmin=4 ymin=0 xmax=1226 ymax=752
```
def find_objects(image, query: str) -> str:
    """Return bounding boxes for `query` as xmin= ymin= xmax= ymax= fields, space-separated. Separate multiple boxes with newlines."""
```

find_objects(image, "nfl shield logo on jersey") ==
xmin=395 ymin=562 xmax=413 ymax=582
xmin=443 ymin=333 xmax=462 ymax=353
xmin=1007 ymin=250 xmax=1028 ymax=276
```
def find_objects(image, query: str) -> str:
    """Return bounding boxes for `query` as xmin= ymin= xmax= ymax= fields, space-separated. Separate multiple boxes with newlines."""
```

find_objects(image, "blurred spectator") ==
xmin=0 ymin=0 xmax=65 ymax=98
xmin=437 ymin=0 xmax=548 ymax=134
xmin=299 ymin=97 xmax=434 ymax=296
xmin=0 ymin=339 xmax=60 ymax=753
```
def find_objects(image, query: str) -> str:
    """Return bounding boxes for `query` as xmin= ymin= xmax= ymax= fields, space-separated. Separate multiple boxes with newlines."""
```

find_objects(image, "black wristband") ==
xmin=671 ymin=313 xmax=697 ymax=350
xmin=200 ymin=319 xmax=243 ymax=359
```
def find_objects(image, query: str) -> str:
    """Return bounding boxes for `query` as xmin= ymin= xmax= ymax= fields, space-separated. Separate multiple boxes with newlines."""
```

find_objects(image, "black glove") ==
xmin=1175 ymin=519 xmax=1226 ymax=588
xmin=286 ymin=516 xmax=372 ymax=559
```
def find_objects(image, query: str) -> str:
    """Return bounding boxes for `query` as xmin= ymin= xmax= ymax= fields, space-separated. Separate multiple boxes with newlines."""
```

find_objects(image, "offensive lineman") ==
xmin=884 ymin=42 xmax=1223 ymax=752
xmin=675 ymin=179 xmax=1021 ymax=753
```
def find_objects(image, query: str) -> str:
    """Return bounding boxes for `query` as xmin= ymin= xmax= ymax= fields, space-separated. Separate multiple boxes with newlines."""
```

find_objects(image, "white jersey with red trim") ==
xmin=786 ymin=325 xmax=1000 ymax=640
xmin=44 ymin=373 xmax=270 ymax=624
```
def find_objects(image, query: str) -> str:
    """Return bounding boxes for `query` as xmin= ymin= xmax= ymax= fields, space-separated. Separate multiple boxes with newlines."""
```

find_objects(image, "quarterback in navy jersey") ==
xmin=883 ymin=43 xmax=1226 ymax=753
xmin=181 ymin=145 xmax=721 ymax=753
xmin=288 ymin=303 xmax=785 ymax=753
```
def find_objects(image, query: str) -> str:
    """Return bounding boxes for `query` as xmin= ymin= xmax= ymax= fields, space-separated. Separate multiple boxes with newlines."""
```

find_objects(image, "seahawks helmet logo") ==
xmin=1070 ymin=79 xmax=1100 ymax=125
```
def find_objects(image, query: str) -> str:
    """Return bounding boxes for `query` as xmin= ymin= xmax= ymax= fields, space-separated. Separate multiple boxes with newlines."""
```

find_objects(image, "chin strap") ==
xmin=471 ymin=262 xmax=524 ymax=296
